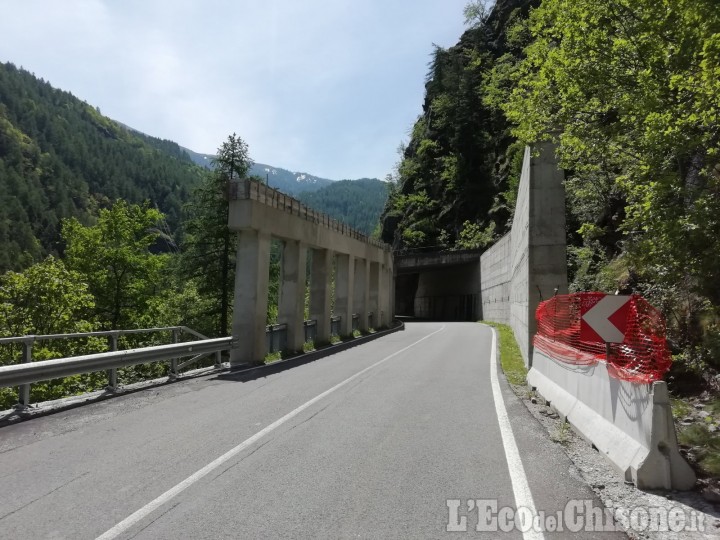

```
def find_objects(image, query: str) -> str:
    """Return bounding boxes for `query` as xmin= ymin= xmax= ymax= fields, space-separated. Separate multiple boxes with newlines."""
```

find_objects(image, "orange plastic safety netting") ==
xmin=533 ymin=293 xmax=672 ymax=384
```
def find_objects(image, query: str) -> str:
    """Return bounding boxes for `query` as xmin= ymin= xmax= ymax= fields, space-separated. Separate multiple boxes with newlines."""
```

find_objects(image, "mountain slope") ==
xmin=298 ymin=178 xmax=389 ymax=236
xmin=380 ymin=0 xmax=537 ymax=250
xmin=0 ymin=60 xmax=385 ymax=274
xmin=181 ymin=146 xmax=335 ymax=196
xmin=0 ymin=61 xmax=204 ymax=272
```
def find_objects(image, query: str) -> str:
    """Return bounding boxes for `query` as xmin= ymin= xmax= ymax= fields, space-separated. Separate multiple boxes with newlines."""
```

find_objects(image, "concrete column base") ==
xmin=278 ymin=240 xmax=307 ymax=353
xmin=231 ymin=230 xmax=271 ymax=365
xmin=354 ymin=258 xmax=369 ymax=332
xmin=335 ymin=254 xmax=355 ymax=336
xmin=310 ymin=248 xmax=333 ymax=344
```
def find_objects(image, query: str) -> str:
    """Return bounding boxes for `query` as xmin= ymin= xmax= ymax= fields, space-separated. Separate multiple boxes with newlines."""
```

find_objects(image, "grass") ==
xmin=329 ymin=335 xmax=341 ymax=345
xmin=678 ymin=423 xmax=720 ymax=477
xmin=302 ymin=340 xmax=315 ymax=353
xmin=264 ymin=351 xmax=282 ymax=364
xmin=480 ymin=321 xmax=528 ymax=386
xmin=671 ymin=397 xmax=693 ymax=419
xmin=708 ymin=398 xmax=720 ymax=415
xmin=550 ymin=421 xmax=572 ymax=446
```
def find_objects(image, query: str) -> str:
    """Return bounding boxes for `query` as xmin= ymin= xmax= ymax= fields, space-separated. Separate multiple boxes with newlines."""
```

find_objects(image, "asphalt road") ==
xmin=0 ymin=322 xmax=625 ymax=539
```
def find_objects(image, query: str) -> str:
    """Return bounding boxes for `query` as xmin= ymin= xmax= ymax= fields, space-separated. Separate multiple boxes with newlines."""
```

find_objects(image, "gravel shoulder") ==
xmin=510 ymin=381 xmax=720 ymax=540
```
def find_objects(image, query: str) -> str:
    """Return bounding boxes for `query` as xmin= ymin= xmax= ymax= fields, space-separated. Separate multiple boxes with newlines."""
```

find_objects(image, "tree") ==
xmin=504 ymin=0 xmax=720 ymax=362
xmin=62 ymin=200 xmax=170 ymax=329
xmin=181 ymin=133 xmax=252 ymax=337
xmin=378 ymin=1 xmax=536 ymax=250
xmin=0 ymin=61 xmax=204 ymax=274
xmin=0 ymin=255 xmax=95 ymax=339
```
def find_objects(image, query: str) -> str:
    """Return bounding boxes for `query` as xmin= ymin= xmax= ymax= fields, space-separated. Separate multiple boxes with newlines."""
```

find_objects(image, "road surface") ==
xmin=0 ymin=322 xmax=624 ymax=538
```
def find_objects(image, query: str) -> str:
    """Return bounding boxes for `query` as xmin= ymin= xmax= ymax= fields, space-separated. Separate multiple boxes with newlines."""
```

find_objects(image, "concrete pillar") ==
xmin=354 ymin=258 xmax=369 ymax=332
xmin=335 ymin=254 xmax=354 ymax=336
xmin=379 ymin=264 xmax=390 ymax=328
xmin=231 ymin=230 xmax=271 ymax=365
xmin=369 ymin=262 xmax=380 ymax=328
xmin=310 ymin=248 xmax=333 ymax=343
xmin=278 ymin=240 xmax=307 ymax=352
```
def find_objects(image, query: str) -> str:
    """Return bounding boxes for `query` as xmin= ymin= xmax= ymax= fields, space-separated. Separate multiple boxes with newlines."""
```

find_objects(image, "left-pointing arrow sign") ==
xmin=580 ymin=295 xmax=631 ymax=343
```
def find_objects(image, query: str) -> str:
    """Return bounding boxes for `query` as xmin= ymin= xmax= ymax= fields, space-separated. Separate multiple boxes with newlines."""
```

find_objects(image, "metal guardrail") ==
xmin=0 ymin=338 xmax=233 ymax=388
xmin=230 ymin=179 xmax=390 ymax=251
xmin=0 ymin=326 xmax=224 ymax=408
xmin=304 ymin=320 xmax=317 ymax=343
xmin=1 ymin=315 xmax=362 ymax=409
xmin=0 ymin=337 xmax=234 ymax=408
xmin=330 ymin=316 xmax=341 ymax=337
xmin=266 ymin=324 xmax=287 ymax=354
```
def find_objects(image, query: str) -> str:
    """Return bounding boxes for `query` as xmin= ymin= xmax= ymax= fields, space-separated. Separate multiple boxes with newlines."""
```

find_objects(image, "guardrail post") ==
xmin=169 ymin=328 xmax=179 ymax=380
xmin=106 ymin=333 xmax=118 ymax=391
xmin=15 ymin=339 xmax=33 ymax=409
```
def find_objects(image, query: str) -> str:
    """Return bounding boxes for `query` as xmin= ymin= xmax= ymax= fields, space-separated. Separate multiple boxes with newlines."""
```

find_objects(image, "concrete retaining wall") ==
xmin=528 ymin=350 xmax=696 ymax=490
xmin=480 ymin=144 xmax=568 ymax=367
xmin=479 ymin=235 xmax=510 ymax=324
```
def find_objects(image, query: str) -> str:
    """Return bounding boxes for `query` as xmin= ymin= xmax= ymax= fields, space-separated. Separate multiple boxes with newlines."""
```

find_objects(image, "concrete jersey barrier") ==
xmin=528 ymin=349 xmax=695 ymax=490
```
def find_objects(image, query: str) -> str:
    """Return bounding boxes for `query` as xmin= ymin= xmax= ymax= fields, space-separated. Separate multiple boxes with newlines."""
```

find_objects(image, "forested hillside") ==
xmin=380 ymin=0 xmax=537 ymax=251
xmin=0 ymin=61 xmax=389 ymax=275
xmin=0 ymin=62 xmax=205 ymax=272
xmin=382 ymin=0 xmax=720 ymax=377
xmin=298 ymin=178 xmax=389 ymax=236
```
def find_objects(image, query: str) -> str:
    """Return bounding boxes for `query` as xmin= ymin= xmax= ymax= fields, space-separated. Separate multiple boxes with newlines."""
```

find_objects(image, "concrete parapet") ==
xmin=528 ymin=349 xmax=696 ymax=490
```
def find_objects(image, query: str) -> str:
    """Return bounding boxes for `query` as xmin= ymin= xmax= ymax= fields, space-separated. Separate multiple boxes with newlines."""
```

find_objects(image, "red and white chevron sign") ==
xmin=580 ymin=294 xmax=631 ymax=343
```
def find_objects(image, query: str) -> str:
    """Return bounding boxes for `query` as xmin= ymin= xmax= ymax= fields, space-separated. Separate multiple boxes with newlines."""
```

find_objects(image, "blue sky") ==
xmin=0 ymin=0 xmax=472 ymax=180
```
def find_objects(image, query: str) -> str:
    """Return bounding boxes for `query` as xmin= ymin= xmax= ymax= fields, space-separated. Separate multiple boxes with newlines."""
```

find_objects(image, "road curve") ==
xmin=0 ymin=322 xmax=624 ymax=539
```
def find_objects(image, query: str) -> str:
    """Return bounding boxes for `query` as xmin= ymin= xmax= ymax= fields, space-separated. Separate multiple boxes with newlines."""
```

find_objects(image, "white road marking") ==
xmin=488 ymin=327 xmax=545 ymax=540
xmin=96 ymin=325 xmax=447 ymax=540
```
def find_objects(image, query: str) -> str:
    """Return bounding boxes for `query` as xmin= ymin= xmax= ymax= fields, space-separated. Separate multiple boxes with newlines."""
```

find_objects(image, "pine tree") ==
xmin=181 ymin=134 xmax=252 ymax=337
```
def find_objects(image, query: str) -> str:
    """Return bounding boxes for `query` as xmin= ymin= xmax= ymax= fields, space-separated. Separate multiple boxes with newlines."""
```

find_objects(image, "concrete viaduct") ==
xmin=228 ymin=180 xmax=394 ymax=365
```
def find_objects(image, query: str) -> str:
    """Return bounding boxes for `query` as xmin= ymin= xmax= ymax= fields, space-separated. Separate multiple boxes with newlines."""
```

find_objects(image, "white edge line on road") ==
xmin=488 ymin=327 xmax=545 ymax=540
xmin=96 ymin=324 xmax=447 ymax=540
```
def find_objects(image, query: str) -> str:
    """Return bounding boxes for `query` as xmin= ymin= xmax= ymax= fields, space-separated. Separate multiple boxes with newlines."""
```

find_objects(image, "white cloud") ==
xmin=0 ymin=0 xmax=470 ymax=179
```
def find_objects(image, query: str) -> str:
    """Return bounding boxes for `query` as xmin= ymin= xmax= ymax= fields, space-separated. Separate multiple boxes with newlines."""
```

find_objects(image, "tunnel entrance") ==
xmin=393 ymin=250 xmax=482 ymax=322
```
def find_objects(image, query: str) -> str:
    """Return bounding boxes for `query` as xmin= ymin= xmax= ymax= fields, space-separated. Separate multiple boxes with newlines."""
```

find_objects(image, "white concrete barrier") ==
xmin=528 ymin=349 xmax=696 ymax=490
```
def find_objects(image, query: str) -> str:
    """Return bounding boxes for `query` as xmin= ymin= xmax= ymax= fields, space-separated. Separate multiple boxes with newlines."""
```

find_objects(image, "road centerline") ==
xmin=95 ymin=324 xmax=446 ymax=540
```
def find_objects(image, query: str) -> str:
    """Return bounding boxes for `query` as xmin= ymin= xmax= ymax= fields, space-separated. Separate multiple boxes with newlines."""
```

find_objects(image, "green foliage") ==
xmin=482 ymin=321 xmax=527 ymax=386
xmin=0 ymin=256 xmax=101 ymax=409
xmin=504 ymin=0 xmax=720 ymax=358
xmin=298 ymin=179 xmax=389 ymax=236
xmin=380 ymin=0 xmax=538 ymax=250
xmin=264 ymin=350 xmax=282 ymax=363
xmin=679 ymin=424 xmax=720 ymax=477
xmin=456 ymin=220 xmax=496 ymax=250
xmin=0 ymin=62 xmax=204 ymax=274
xmin=0 ymin=256 xmax=95 ymax=337
xmin=463 ymin=1 xmax=492 ymax=27
xmin=180 ymin=134 xmax=252 ymax=336
xmin=63 ymin=200 xmax=169 ymax=329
